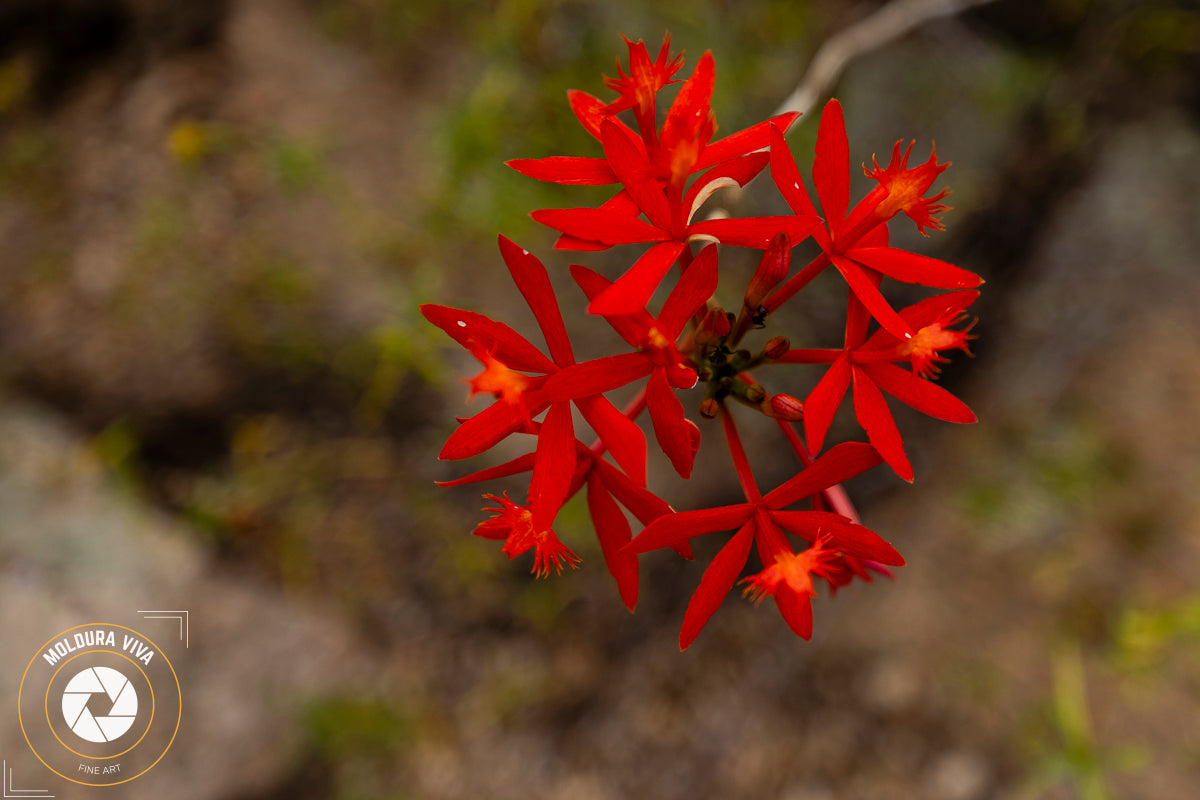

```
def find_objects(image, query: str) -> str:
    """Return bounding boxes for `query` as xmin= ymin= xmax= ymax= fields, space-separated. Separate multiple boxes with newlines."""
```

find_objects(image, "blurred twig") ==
xmin=774 ymin=0 xmax=999 ymax=124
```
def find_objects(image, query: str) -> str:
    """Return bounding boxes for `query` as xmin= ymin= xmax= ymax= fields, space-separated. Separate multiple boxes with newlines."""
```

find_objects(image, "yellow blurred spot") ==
xmin=168 ymin=120 xmax=209 ymax=165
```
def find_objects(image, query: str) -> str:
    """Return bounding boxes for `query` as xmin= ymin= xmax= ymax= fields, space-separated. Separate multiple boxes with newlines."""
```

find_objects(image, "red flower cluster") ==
xmin=422 ymin=35 xmax=981 ymax=649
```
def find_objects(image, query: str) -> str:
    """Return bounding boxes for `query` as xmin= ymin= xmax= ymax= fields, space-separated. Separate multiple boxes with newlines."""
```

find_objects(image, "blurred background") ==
xmin=0 ymin=0 xmax=1198 ymax=798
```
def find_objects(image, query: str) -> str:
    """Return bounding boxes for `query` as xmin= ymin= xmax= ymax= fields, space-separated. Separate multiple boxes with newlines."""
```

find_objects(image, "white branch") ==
xmin=773 ymin=0 xmax=999 ymax=124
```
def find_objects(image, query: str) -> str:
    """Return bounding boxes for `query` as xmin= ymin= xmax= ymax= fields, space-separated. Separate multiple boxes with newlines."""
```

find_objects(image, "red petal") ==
xmin=506 ymin=156 xmax=617 ymax=185
xmin=846 ymin=246 xmax=983 ymax=289
xmin=647 ymin=368 xmax=699 ymax=479
xmin=529 ymin=401 xmax=577 ymax=529
xmin=696 ymin=112 xmax=800 ymax=171
xmin=813 ymin=99 xmax=849 ymax=231
xmin=627 ymin=503 xmax=754 ymax=554
xmin=768 ymin=124 xmax=820 ymax=218
xmin=497 ymin=235 xmax=574 ymax=368
xmin=862 ymin=289 xmax=980 ymax=350
xmin=601 ymin=118 xmax=674 ymax=231
xmin=435 ymin=452 xmax=537 ymax=486
xmin=769 ymin=510 xmax=905 ymax=566
xmin=541 ymin=352 xmax=652 ymax=400
xmin=531 ymin=207 xmax=670 ymax=247
xmin=763 ymin=441 xmax=883 ymax=509
xmin=587 ymin=240 xmax=687 ymax=316
xmin=774 ymin=588 xmax=814 ymax=640
xmin=594 ymin=458 xmax=673 ymax=526
xmin=803 ymin=353 xmax=852 ymax=455
xmin=587 ymin=472 xmax=640 ymax=611
xmin=852 ymin=366 xmax=912 ymax=482
xmin=658 ymin=243 xmax=718 ymax=338
xmin=864 ymin=362 xmax=977 ymax=423
xmin=661 ymin=50 xmax=715 ymax=155
xmin=688 ymin=214 xmax=820 ymax=248
xmin=440 ymin=395 xmax=551 ymax=460
xmin=575 ymin=394 xmax=647 ymax=487
xmin=421 ymin=304 xmax=558 ymax=374
xmin=679 ymin=520 xmax=755 ymax=650
xmin=829 ymin=254 xmax=914 ymax=341
xmin=567 ymin=89 xmax=608 ymax=140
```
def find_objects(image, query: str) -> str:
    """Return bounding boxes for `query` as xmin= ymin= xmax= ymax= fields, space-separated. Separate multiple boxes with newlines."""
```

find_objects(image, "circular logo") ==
xmin=61 ymin=666 xmax=139 ymax=743
xmin=18 ymin=624 xmax=181 ymax=787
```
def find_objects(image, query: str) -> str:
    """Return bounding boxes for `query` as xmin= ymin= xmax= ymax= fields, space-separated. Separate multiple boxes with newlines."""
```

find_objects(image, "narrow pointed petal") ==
xmin=658 ymin=243 xmax=718 ymax=338
xmin=587 ymin=472 xmax=640 ymax=611
xmin=695 ymin=112 xmax=801 ymax=171
xmin=829 ymin=254 xmax=914 ymax=340
xmin=532 ymin=207 xmax=671 ymax=247
xmin=769 ymin=510 xmax=905 ymax=565
xmin=435 ymin=452 xmax=537 ymax=487
xmin=768 ymin=124 xmax=820 ymax=218
xmin=861 ymin=289 xmax=979 ymax=351
xmin=542 ymin=352 xmax=652 ymax=400
xmin=661 ymin=50 xmax=715 ymax=154
xmin=774 ymin=588 xmax=814 ymax=640
xmin=421 ymin=304 xmax=558 ymax=374
xmin=688 ymin=214 xmax=820 ymax=248
xmin=648 ymin=368 xmax=699 ymax=478
xmin=567 ymin=89 xmax=609 ymax=140
xmin=440 ymin=395 xmax=552 ymax=460
xmin=627 ymin=503 xmax=754 ymax=554
xmin=803 ymin=353 xmax=852 ymax=455
xmin=602 ymin=118 xmax=674 ymax=230
xmin=498 ymin=235 xmax=574 ymax=367
xmin=852 ymin=366 xmax=912 ymax=482
xmin=568 ymin=264 xmax=648 ymax=347
xmin=594 ymin=458 xmax=673 ymax=526
xmin=865 ymin=362 xmax=977 ymax=423
xmin=763 ymin=441 xmax=883 ymax=509
xmin=529 ymin=401 xmax=576 ymax=529
xmin=846 ymin=246 xmax=983 ymax=289
xmin=813 ymin=99 xmax=849 ymax=230
xmin=576 ymin=394 xmax=647 ymax=486
xmin=680 ymin=520 xmax=755 ymax=650
xmin=506 ymin=156 xmax=618 ymax=185
xmin=588 ymin=240 xmax=686 ymax=316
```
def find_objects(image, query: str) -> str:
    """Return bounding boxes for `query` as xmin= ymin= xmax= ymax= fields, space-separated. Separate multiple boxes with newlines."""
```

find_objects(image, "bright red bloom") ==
xmin=778 ymin=289 xmax=979 ymax=481
xmin=764 ymin=101 xmax=981 ymax=339
xmin=602 ymin=34 xmax=686 ymax=144
xmin=626 ymin=439 xmax=904 ymax=648
xmin=423 ymin=236 xmax=650 ymax=530
xmin=475 ymin=493 xmax=581 ymax=577
xmin=540 ymin=244 xmax=721 ymax=477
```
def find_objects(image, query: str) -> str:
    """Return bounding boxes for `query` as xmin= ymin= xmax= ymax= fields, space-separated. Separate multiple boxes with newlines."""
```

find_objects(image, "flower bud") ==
xmin=698 ymin=397 xmax=721 ymax=419
xmin=742 ymin=231 xmax=791 ymax=311
xmin=763 ymin=336 xmax=790 ymax=360
xmin=693 ymin=306 xmax=731 ymax=348
xmin=743 ymin=383 xmax=766 ymax=404
xmin=763 ymin=393 xmax=804 ymax=421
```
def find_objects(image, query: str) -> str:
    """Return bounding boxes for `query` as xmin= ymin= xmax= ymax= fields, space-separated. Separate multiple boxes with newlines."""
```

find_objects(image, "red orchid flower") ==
xmin=439 ymin=436 xmax=677 ymax=608
xmin=539 ymin=244 xmax=722 ymax=478
xmin=423 ymin=236 xmax=648 ymax=529
xmin=626 ymin=427 xmax=903 ymax=648
xmin=778 ymin=289 xmax=979 ymax=481
xmin=763 ymin=101 xmax=982 ymax=339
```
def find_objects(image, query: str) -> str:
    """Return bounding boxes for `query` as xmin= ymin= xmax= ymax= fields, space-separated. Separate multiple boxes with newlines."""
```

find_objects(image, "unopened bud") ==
xmin=742 ymin=232 xmax=791 ymax=311
xmin=764 ymin=336 xmax=790 ymax=360
xmin=693 ymin=307 xmax=731 ymax=348
xmin=743 ymin=383 xmax=767 ymax=404
xmin=698 ymin=398 xmax=721 ymax=419
xmin=764 ymin=393 xmax=804 ymax=421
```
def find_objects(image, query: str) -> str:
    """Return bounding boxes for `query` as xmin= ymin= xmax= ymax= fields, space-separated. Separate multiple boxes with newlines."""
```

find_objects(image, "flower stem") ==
xmin=721 ymin=403 xmax=761 ymax=503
